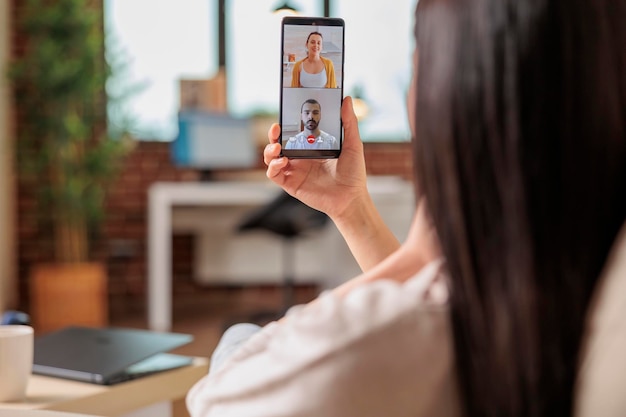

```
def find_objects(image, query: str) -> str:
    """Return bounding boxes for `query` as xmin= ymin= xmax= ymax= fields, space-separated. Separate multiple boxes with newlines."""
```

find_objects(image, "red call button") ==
xmin=307 ymin=135 xmax=316 ymax=144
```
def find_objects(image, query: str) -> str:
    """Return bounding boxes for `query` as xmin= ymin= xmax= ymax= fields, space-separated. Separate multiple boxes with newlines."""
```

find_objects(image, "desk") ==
xmin=148 ymin=180 xmax=282 ymax=332
xmin=0 ymin=358 xmax=208 ymax=417
xmin=148 ymin=178 xmax=415 ymax=332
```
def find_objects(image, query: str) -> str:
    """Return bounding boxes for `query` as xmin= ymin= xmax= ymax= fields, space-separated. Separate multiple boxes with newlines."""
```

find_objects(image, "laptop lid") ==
xmin=33 ymin=326 xmax=193 ymax=384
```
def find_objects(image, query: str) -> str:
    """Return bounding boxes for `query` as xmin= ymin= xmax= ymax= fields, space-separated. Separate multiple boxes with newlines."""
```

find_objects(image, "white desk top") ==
xmin=0 ymin=358 xmax=208 ymax=416
xmin=149 ymin=179 xmax=281 ymax=206
xmin=149 ymin=175 xmax=412 ymax=204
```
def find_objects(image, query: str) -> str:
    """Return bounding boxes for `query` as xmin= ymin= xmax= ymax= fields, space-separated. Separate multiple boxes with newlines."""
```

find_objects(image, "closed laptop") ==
xmin=33 ymin=326 xmax=194 ymax=385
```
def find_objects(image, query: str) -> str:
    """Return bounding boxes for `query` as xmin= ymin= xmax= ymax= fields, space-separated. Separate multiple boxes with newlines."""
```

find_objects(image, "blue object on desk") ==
xmin=172 ymin=111 xmax=257 ymax=173
xmin=1 ymin=310 xmax=31 ymax=325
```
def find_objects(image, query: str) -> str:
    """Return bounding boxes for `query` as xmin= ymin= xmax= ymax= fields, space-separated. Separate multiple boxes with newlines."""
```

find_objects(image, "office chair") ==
xmin=235 ymin=191 xmax=329 ymax=324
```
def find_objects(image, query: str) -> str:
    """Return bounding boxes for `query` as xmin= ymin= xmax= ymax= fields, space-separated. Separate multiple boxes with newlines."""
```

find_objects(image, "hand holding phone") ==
xmin=279 ymin=16 xmax=345 ymax=159
xmin=265 ymin=97 xmax=368 ymax=221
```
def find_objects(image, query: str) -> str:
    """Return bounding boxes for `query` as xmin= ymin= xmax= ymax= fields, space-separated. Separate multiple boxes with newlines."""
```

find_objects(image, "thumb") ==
xmin=341 ymin=96 xmax=362 ymax=151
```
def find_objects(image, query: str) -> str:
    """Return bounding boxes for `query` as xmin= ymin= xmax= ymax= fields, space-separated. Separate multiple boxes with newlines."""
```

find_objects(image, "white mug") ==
xmin=0 ymin=325 xmax=34 ymax=402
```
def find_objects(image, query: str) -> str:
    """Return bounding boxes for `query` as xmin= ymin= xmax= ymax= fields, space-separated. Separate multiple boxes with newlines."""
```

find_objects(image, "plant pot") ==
xmin=30 ymin=262 xmax=109 ymax=334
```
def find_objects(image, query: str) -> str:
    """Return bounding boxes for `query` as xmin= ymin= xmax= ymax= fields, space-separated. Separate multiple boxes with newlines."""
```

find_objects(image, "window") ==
xmin=105 ymin=0 xmax=417 ymax=142
xmin=334 ymin=0 xmax=417 ymax=141
xmin=225 ymin=0 xmax=321 ymax=117
xmin=104 ymin=0 xmax=216 ymax=140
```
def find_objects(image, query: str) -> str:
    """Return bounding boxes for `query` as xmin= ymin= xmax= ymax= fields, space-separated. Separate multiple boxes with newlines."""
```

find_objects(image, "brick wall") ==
xmin=98 ymin=142 xmax=201 ymax=318
xmin=364 ymin=142 xmax=414 ymax=180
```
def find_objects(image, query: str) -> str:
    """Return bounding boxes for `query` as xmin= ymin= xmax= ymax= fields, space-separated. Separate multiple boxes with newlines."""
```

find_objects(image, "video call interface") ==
xmin=281 ymin=22 xmax=344 ymax=151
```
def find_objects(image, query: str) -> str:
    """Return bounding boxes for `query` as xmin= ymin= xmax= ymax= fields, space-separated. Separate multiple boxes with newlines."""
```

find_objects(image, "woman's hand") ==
xmin=264 ymin=96 xmax=368 ymax=221
xmin=264 ymin=96 xmax=402 ymax=271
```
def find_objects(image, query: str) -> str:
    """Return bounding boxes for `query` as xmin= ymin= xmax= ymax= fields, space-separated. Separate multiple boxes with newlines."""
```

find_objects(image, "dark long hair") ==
xmin=413 ymin=0 xmax=626 ymax=415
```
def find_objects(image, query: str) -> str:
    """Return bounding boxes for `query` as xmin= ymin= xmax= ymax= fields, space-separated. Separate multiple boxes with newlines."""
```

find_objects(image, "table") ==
xmin=0 ymin=357 xmax=209 ymax=417
xmin=148 ymin=180 xmax=282 ymax=332
xmin=148 ymin=177 xmax=415 ymax=332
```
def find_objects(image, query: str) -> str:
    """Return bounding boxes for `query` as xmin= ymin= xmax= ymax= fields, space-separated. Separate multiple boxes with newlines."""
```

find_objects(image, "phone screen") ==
xmin=280 ymin=17 xmax=345 ymax=159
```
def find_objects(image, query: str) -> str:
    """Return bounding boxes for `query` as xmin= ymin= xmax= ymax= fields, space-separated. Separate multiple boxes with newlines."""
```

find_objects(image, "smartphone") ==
xmin=279 ymin=16 xmax=345 ymax=159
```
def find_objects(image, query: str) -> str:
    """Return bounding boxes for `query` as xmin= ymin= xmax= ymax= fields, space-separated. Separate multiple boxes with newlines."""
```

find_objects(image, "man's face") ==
xmin=301 ymin=102 xmax=321 ymax=131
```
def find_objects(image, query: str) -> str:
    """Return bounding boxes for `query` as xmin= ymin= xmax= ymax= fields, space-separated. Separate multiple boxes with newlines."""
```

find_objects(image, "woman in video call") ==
xmin=290 ymin=31 xmax=337 ymax=88
xmin=187 ymin=0 xmax=626 ymax=415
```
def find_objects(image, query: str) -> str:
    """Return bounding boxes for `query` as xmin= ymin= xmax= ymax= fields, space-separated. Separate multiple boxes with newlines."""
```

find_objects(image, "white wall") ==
xmin=0 ymin=0 xmax=16 ymax=312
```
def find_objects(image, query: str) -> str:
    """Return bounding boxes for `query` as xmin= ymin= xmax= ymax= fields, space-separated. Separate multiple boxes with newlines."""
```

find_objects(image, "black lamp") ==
xmin=272 ymin=1 xmax=331 ymax=17
xmin=272 ymin=1 xmax=299 ymax=15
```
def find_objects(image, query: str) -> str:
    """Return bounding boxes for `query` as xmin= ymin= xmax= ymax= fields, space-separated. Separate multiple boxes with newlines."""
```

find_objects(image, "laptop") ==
xmin=33 ymin=326 xmax=194 ymax=385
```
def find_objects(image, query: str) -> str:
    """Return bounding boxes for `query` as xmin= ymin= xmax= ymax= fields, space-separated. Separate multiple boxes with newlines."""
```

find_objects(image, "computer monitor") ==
xmin=171 ymin=111 xmax=257 ymax=179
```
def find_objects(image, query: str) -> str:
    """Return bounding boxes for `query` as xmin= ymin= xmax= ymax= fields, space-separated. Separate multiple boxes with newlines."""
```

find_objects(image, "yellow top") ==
xmin=290 ymin=56 xmax=337 ymax=88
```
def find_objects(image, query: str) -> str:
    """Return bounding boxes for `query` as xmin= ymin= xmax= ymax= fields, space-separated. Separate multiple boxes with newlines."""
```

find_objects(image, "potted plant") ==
xmin=10 ymin=0 xmax=129 ymax=333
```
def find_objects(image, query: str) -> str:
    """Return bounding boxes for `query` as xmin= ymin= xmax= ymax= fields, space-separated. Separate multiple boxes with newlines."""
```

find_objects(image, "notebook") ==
xmin=33 ymin=326 xmax=194 ymax=385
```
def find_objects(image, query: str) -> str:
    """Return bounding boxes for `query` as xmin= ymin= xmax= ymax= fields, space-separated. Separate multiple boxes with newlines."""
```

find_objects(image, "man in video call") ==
xmin=285 ymin=99 xmax=338 ymax=150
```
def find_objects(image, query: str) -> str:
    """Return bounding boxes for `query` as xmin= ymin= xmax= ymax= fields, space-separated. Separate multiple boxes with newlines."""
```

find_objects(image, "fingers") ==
xmin=264 ymin=122 xmax=283 ymax=166
xmin=264 ymin=141 xmax=288 ymax=179
xmin=267 ymin=123 xmax=281 ymax=144
xmin=266 ymin=156 xmax=289 ymax=180
xmin=263 ymin=142 xmax=281 ymax=166
xmin=341 ymin=96 xmax=356 ymax=126
xmin=341 ymin=96 xmax=363 ymax=151
xmin=264 ymin=123 xmax=288 ymax=180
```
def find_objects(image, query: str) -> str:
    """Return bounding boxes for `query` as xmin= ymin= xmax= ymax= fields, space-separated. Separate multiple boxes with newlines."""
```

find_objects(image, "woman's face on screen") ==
xmin=306 ymin=34 xmax=323 ymax=56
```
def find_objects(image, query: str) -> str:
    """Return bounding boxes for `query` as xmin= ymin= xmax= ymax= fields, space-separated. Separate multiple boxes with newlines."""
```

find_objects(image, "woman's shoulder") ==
xmin=320 ymin=55 xmax=334 ymax=66
xmin=187 ymin=260 xmax=458 ymax=417
xmin=259 ymin=259 xmax=451 ymax=365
